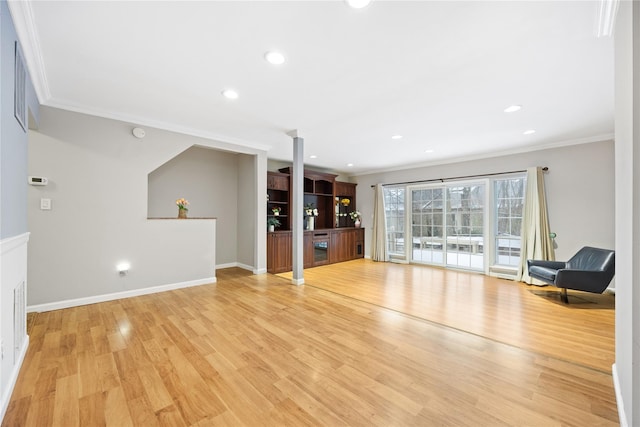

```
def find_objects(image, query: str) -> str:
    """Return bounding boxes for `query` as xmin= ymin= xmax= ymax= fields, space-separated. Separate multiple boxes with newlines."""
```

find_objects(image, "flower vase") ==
xmin=274 ymin=211 xmax=279 ymax=216
xmin=269 ymin=225 xmax=275 ymax=232
xmin=355 ymin=219 xmax=361 ymax=228
xmin=178 ymin=208 xmax=188 ymax=219
xmin=307 ymin=217 xmax=315 ymax=231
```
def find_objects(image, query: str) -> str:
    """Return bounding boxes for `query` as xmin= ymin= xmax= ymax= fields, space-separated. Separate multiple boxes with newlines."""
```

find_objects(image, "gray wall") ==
xmin=1 ymin=0 xmax=38 ymax=239
xmin=354 ymin=140 xmax=615 ymax=264
xmin=27 ymin=106 xmax=266 ymax=306
xmin=237 ymin=154 xmax=256 ymax=268
xmin=148 ymin=146 xmax=239 ymax=265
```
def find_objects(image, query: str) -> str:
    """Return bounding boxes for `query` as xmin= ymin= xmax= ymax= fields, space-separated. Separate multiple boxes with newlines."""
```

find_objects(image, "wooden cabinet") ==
xmin=335 ymin=182 xmax=357 ymax=228
xmin=267 ymin=228 xmax=365 ymax=273
xmin=267 ymin=171 xmax=290 ymax=230
xmin=279 ymin=167 xmax=337 ymax=230
xmin=355 ymin=228 xmax=365 ymax=258
xmin=267 ymin=172 xmax=289 ymax=191
xmin=267 ymin=231 xmax=292 ymax=273
xmin=266 ymin=168 xmax=364 ymax=274
xmin=330 ymin=229 xmax=355 ymax=263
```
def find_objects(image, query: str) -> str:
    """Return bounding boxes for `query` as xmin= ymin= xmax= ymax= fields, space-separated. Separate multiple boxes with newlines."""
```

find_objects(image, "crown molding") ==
xmin=597 ymin=0 xmax=620 ymax=37
xmin=350 ymin=133 xmax=615 ymax=177
xmin=43 ymin=99 xmax=273 ymax=154
xmin=8 ymin=0 xmax=51 ymax=103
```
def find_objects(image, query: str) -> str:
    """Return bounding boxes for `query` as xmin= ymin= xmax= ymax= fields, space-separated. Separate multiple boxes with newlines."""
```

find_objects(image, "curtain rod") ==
xmin=370 ymin=167 xmax=548 ymax=188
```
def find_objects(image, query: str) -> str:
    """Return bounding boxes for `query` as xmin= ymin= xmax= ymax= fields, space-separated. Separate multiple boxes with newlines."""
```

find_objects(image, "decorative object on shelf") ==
xmin=271 ymin=206 xmax=281 ymax=216
xmin=267 ymin=217 xmax=281 ymax=232
xmin=176 ymin=198 xmax=189 ymax=219
xmin=304 ymin=203 xmax=319 ymax=218
xmin=341 ymin=198 xmax=351 ymax=206
xmin=349 ymin=210 xmax=362 ymax=228
xmin=305 ymin=203 xmax=319 ymax=230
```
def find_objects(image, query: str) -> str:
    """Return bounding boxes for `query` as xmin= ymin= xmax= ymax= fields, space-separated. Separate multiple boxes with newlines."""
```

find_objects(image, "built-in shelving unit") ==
xmin=266 ymin=168 xmax=363 ymax=273
xmin=267 ymin=171 xmax=290 ymax=230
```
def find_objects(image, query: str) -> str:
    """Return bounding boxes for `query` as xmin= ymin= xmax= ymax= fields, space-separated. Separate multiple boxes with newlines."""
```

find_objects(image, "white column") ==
xmin=291 ymin=136 xmax=305 ymax=285
xmin=614 ymin=2 xmax=640 ymax=426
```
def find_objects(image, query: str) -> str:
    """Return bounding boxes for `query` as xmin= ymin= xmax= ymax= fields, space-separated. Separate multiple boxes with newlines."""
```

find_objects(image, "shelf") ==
xmin=268 ymin=201 xmax=288 ymax=205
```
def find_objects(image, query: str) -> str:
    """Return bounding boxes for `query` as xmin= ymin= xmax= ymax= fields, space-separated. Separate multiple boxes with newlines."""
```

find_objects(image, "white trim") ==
xmin=364 ymin=255 xmax=371 ymax=260
xmin=291 ymin=278 xmax=305 ymax=286
xmin=216 ymin=262 xmax=238 ymax=270
xmin=217 ymin=261 xmax=257 ymax=273
xmin=7 ymin=0 xmax=51 ymax=103
xmin=0 ymin=232 xmax=30 ymax=255
xmin=612 ymin=363 xmax=628 ymax=427
xmin=351 ymin=135 xmax=614 ymax=177
xmin=236 ymin=263 xmax=254 ymax=272
xmin=27 ymin=276 xmax=216 ymax=313
xmin=597 ymin=0 xmax=620 ymax=37
xmin=253 ymin=267 xmax=267 ymax=274
xmin=44 ymin=100 xmax=271 ymax=154
xmin=0 ymin=336 xmax=29 ymax=424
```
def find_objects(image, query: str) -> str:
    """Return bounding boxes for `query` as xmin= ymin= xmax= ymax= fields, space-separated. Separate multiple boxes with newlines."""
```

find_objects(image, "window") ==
xmin=381 ymin=174 xmax=526 ymax=272
xmin=410 ymin=183 xmax=485 ymax=271
xmin=494 ymin=177 xmax=526 ymax=267
xmin=445 ymin=184 xmax=485 ymax=270
xmin=383 ymin=187 xmax=405 ymax=256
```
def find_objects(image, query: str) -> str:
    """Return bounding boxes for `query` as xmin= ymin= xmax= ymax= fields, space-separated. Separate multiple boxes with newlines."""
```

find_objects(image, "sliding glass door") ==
xmin=384 ymin=175 xmax=524 ymax=272
xmin=410 ymin=182 xmax=485 ymax=271
xmin=444 ymin=184 xmax=485 ymax=269
xmin=411 ymin=188 xmax=444 ymax=264
xmin=384 ymin=187 xmax=406 ymax=258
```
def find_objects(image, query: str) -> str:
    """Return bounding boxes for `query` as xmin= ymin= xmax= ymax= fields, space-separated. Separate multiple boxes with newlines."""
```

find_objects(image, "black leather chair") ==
xmin=527 ymin=246 xmax=615 ymax=303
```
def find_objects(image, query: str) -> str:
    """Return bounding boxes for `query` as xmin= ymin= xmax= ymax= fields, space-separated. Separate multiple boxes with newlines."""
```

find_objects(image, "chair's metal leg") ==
xmin=561 ymin=288 xmax=568 ymax=304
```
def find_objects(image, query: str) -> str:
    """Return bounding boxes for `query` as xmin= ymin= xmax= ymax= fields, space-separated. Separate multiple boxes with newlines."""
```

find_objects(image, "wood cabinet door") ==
xmin=330 ymin=230 xmax=355 ymax=263
xmin=267 ymin=173 xmax=289 ymax=191
xmin=267 ymin=232 xmax=292 ymax=273
xmin=304 ymin=234 xmax=314 ymax=268
xmin=335 ymin=181 xmax=356 ymax=198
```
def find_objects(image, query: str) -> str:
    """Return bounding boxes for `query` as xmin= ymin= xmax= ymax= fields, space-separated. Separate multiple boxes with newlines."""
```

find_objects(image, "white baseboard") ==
xmin=217 ymin=262 xmax=257 ymax=273
xmin=0 ymin=336 xmax=29 ymax=423
xmin=27 ymin=276 xmax=216 ymax=313
xmin=291 ymin=278 xmax=305 ymax=286
xmin=612 ymin=363 xmax=628 ymax=427
xmin=253 ymin=267 xmax=267 ymax=274
xmin=216 ymin=262 xmax=237 ymax=269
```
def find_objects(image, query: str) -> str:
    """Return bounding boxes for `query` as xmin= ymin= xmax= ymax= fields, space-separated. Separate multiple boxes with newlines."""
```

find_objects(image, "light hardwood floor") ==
xmin=3 ymin=261 xmax=617 ymax=426
xmin=281 ymin=259 xmax=615 ymax=373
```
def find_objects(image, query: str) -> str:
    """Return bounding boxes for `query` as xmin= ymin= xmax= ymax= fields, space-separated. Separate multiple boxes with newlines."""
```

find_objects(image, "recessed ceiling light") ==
xmin=345 ymin=0 xmax=372 ymax=9
xmin=391 ymin=135 xmax=403 ymax=140
xmin=504 ymin=105 xmax=522 ymax=113
xmin=424 ymin=149 xmax=435 ymax=153
xmin=309 ymin=155 xmax=317 ymax=159
xmin=221 ymin=89 xmax=239 ymax=99
xmin=347 ymin=163 xmax=354 ymax=167
xmin=264 ymin=51 xmax=285 ymax=65
xmin=523 ymin=129 xmax=536 ymax=135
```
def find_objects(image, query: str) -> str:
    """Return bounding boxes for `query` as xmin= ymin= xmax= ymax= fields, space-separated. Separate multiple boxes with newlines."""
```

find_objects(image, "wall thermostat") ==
xmin=28 ymin=176 xmax=48 ymax=186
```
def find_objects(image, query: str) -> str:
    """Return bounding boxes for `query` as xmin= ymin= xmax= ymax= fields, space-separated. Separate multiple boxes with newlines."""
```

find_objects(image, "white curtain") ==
xmin=517 ymin=167 xmax=555 ymax=284
xmin=371 ymin=184 xmax=388 ymax=262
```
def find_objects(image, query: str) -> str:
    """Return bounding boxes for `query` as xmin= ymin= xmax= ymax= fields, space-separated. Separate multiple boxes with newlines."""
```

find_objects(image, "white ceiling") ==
xmin=11 ymin=1 xmax=614 ymax=175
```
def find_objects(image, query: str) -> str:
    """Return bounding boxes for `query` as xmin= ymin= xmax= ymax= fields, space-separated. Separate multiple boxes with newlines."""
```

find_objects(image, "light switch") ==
xmin=40 ymin=198 xmax=51 ymax=210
